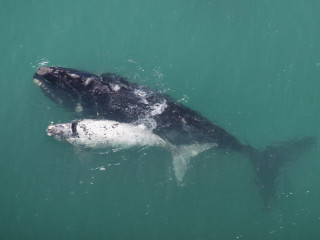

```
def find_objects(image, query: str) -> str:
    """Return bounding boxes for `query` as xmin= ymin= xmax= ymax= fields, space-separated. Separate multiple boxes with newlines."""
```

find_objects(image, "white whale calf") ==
xmin=46 ymin=119 xmax=215 ymax=182
xmin=47 ymin=119 xmax=167 ymax=149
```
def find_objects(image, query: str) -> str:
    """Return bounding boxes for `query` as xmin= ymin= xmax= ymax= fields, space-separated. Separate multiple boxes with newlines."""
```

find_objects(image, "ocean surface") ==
xmin=1 ymin=0 xmax=320 ymax=239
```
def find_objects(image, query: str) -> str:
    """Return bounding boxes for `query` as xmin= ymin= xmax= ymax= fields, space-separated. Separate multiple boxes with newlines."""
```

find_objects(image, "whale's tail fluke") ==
xmin=246 ymin=136 xmax=316 ymax=208
xmin=170 ymin=136 xmax=316 ymax=208
xmin=169 ymin=136 xmax=316 ymax=201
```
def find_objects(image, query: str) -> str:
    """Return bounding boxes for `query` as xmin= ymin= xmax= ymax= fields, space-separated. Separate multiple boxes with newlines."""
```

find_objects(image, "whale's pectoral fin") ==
xmin=171 ymin=143 xmax=217 ymax=184
xmin=172 ymin=154 xmax=189 ymax=184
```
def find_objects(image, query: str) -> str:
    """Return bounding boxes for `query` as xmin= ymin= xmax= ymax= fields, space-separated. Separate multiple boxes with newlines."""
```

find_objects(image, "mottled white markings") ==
xmin=47 ymin=119 xmax=167 ymax=149
xmin=37 ymin=67 xmax=53 ymax=75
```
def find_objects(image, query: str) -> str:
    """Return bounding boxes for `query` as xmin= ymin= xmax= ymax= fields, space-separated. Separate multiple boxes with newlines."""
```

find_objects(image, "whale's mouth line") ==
xmin=33 ymin=73 xmax=70 ymax=106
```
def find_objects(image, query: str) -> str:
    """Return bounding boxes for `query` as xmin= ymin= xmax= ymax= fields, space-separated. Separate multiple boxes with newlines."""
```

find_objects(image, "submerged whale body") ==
xmin=34 ymin=66 xmax=316 ymax=207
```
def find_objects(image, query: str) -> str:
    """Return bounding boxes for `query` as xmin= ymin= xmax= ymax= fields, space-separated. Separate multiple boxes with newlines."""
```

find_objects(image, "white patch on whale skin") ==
xmin=134 ymin=89 xmax=149 ymax=104
xmin=34 ymin=78 xmax=50 ymax=92
xmin=134 ymin=89 xmax=147 ymax=97
xmin=110 ymin=84 xmax=121 ymax=92
xmin=75 ymin=103 xmax=83 ymax=112
xmin=150 ymin=100 xmax=167 ymax=116
xmin=33 ymin=78 xmax=42 ymax=86
xmin=68 ymin=73 xmax=79 ymax=78
xmin=37 ymin=67 xmax=53 ymax=75
xmin=47 ymin=125 xmax=54 ymax=136
xmin=84 ymin=78 xmax=93 ymax=86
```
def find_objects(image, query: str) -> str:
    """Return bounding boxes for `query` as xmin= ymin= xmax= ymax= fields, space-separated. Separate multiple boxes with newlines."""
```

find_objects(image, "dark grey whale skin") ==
xmin=34 ymin=66 xmax=315 ymax=208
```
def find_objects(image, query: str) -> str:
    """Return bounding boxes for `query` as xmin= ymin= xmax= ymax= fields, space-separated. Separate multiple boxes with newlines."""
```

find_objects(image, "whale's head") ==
xmin=46 ymin=122 xmax=74 ymax=142
xmin=34 ymin=66 xmax=144 ymax=121
xmin=33 ymin=66 xmax=103 ymax=95
xmin=33 ymin=66 xmax=106 ymax=114
xmin=46 ymin=121 xmax=83 ymax=143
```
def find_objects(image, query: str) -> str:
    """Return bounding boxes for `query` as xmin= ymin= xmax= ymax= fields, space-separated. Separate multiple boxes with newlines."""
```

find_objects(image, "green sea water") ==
xmin=1 ymin=0 xmax=320 ymax=239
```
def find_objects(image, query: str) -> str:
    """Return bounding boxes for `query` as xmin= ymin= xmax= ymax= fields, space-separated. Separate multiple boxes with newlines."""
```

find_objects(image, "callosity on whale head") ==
xmin=46 ymin=123 xmax=73 ymax=141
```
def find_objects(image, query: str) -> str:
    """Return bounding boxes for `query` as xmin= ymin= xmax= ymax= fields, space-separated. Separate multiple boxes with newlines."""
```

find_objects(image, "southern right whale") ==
xmin=34 ymin=66 xmax=316 ymax=207
xmin=46 ymin=119 xmax=215 ymax=183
